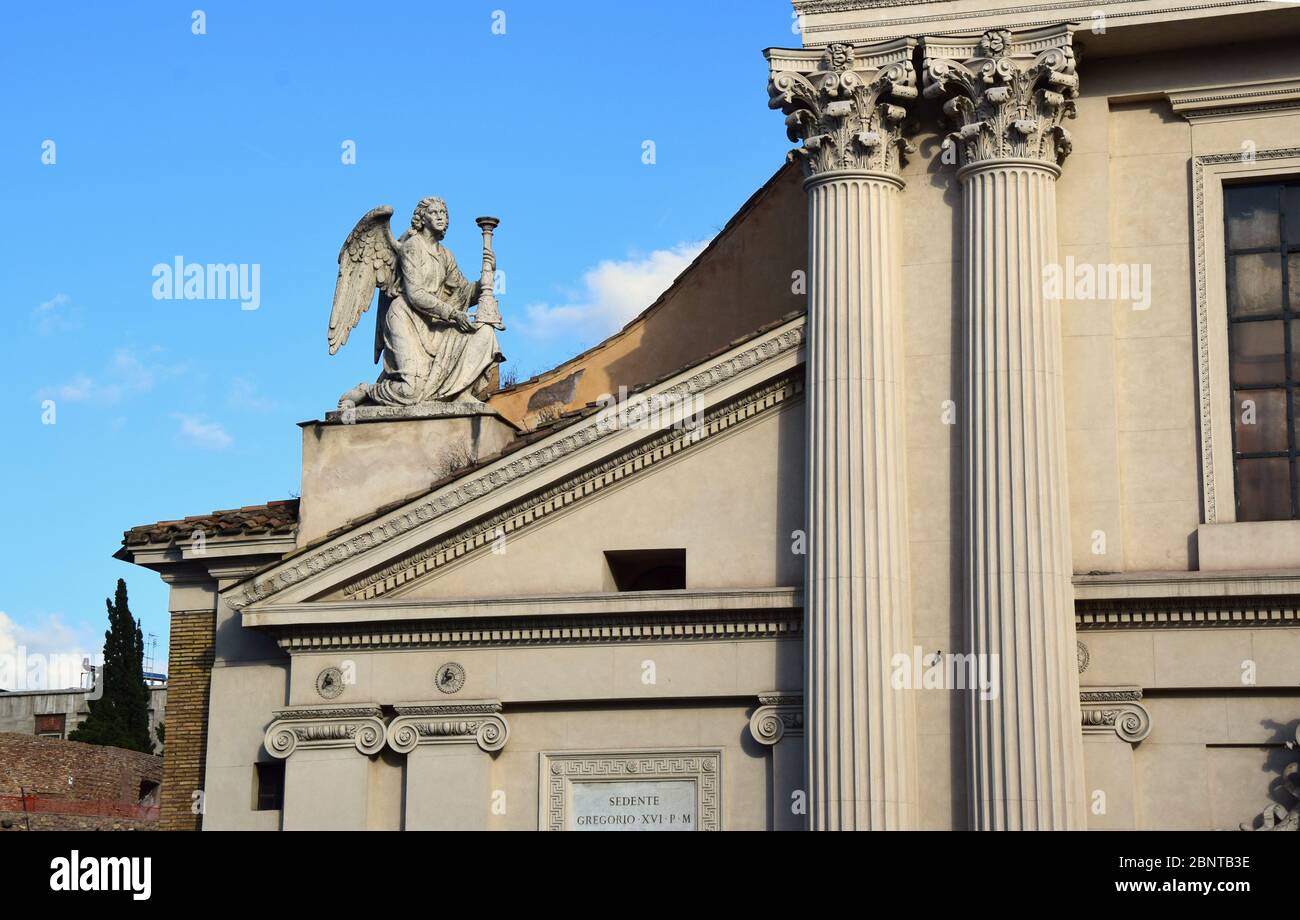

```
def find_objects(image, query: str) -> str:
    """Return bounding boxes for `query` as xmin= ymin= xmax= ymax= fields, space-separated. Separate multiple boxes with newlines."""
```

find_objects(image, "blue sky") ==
xmin=0 ymin=0 xmax=798 ymax=682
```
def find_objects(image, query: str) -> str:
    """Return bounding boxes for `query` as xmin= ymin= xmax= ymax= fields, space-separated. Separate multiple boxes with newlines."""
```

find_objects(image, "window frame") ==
xmin=1192 ymin=147 xmax=1300 ymax=524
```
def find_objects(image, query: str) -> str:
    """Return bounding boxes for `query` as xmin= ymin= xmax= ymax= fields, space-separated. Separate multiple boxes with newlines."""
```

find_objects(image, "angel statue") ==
xmin=328 ymin=196 xmax=504 ymax=410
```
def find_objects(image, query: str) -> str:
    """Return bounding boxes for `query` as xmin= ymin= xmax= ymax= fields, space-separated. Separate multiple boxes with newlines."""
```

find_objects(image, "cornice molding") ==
xmin=922 ymin=24 xmax=1079 ymax=171
xmin=766 ymin=37 xmax=918 ymax=177
xmin=1167 ymin=78 xmax=1300 ymax=122
xmin=793 ymin=0 xmax=944 ymax=10
xmin=228 ymin=319 xmax=806 ymax=611
xmin=263 ymin=705 xmax=386 ymax=759
xmin=243 ymin=586 xmax=802 ymax=629
xmin=798 ymin=0 xmax=1270 ymax=41
xmin=1073 ymin=570 xmax=1300 ymax=601
xmin=749 ymin=692 xmax=805 ymax=745
xmin=386 ymin=700 xmax=508 ymax=754
xmin=1080 ymin=686 xmax=1151 ymax=743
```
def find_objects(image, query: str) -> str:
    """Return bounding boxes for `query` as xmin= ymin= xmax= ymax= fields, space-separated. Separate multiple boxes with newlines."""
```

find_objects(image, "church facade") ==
xmin=118 ymin=0 xmax=1300 ymax=830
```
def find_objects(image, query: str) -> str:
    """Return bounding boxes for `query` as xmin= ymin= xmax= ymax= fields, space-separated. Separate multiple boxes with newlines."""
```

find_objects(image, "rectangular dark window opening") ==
xmin=255 ymin=761 xmax=285 ymax=811
xmin=1224 ymin=179 xmax=1300 ymax=521
xmin=605 ymin=549 xmax=686 ymax=592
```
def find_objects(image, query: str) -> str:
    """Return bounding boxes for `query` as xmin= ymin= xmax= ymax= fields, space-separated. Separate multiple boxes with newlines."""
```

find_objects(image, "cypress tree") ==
xmin=69 ymin=579 xmax=154 ymax=753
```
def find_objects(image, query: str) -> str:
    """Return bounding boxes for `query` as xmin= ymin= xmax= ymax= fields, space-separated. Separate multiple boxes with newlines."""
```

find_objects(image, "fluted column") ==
xmin=766 ymin=38 xmax=919 ymax=830
xmin=922 ymin=25 xmax=1086 ymax=829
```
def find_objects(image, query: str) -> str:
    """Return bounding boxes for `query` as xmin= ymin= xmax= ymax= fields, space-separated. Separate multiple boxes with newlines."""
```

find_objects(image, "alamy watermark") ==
xmin=890 ymin=646 xmax=1000 ymax=701
xmin=151 ymin=257 xmax=261 ymax=311
xmin=1043 ymin=256 xmax=1151 ymax=310
xmin=0 ymin=647 xmax=101 ymax=695
xmin=594 ymin=385 xmax=706 ymax=437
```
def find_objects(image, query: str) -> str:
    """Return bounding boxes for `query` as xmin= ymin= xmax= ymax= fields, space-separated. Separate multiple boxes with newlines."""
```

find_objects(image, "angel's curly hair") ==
xmin=410 ymin=196 xmax=449 ymax=234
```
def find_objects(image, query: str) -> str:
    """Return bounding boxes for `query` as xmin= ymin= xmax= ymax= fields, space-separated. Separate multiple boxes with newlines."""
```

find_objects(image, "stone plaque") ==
xmin=569 ymin=780 xmax=697 ymax=831
xmin=539 ymin=749 xmax=721 ymax=831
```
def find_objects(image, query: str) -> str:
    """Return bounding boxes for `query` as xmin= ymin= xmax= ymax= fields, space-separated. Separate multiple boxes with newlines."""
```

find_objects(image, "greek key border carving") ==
xmin=539 ymin=749 xmax=722 ymax=832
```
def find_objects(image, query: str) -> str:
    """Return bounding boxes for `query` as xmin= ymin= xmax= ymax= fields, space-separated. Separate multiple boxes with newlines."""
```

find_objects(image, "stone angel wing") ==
xmin=328 ymin=206 xmax=403 ymax=362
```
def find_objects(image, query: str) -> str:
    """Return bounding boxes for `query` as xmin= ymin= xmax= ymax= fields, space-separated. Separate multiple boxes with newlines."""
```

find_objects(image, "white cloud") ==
xmin=0 ymin=610 xmax=99 ymax=691
xmin=38 ymin=346 xmax=184 ymax=405
xmin=32 ymin=293 xmax=81 ymax=334
xmin=173 ymin=413 xmax=232 ymax=450
xmin=228 ymin=376 xmax=278 ymax=412
xmin=521 ymin=240 xmax=711 ymax=341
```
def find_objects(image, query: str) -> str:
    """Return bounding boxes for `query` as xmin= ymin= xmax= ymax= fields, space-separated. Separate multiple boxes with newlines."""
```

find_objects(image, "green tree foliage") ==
xmin=69 ymin=579 xmax=154 ymax=753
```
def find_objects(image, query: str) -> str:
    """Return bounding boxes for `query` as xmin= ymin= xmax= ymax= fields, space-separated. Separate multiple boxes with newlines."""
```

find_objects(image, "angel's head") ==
xmin=411 ymin=197 xmax=450 ymax=239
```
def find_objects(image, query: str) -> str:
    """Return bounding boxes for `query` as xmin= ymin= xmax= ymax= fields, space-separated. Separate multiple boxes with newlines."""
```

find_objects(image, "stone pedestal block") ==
xmin=298 ymin=408 xmax=518 ymax=546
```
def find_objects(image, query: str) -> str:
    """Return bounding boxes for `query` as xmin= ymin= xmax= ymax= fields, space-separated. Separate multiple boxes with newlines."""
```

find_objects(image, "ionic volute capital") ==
xmin=386 ymin=700 xmax=509 ymax=754
xmin=766 ymin=37 xmax=918 ymax=178
xmin=749 ymin=692 xmax=804 ymax=746
xmin=1080 ymin=687 xmax=1152 ymax=744
xmin=263 ymin=705 xmax=387 ymax=759
xmin=921 ymin=24 xmax=1079 ymax=171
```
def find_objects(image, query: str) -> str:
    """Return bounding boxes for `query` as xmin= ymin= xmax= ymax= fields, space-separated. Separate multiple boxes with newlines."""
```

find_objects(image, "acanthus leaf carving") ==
xmin=921 ymin=24 xmax=1078 ymax=171
xmin=766 ymin=38 xmax=918 ymax=178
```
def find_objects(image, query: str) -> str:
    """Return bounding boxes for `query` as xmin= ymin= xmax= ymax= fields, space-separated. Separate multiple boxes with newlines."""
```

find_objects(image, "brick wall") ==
xmin=0 ymin=733 xmax=161 ymax=831
xmin=159 ymin=608 xmax=215 ymax=831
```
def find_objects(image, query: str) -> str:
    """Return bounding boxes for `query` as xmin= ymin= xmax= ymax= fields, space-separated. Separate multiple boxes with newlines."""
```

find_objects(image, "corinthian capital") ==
xmin=765 ymin=37 xmax=918 ymax=178
xmin=921 ymin=24 xmax=1079 ymax=171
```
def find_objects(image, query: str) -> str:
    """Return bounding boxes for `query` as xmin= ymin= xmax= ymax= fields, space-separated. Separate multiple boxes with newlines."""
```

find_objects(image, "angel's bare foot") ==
xmin=338 ymin=382 xmax=370 ymax=410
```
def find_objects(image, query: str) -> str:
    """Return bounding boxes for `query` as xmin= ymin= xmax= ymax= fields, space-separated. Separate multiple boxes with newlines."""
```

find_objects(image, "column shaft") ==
xmin=961 ymin=161 xmax=1084 ymax=829
xmin=805 ymin=173 xmax=916 ymax=830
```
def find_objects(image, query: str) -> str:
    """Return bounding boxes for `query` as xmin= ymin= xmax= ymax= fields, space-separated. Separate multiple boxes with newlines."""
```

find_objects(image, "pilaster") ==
xmin=263 ymin=704 xmax=387 ymax=830
xmin=387 ymin=701 xmax=509 ymax=831
xmin=749 ymin=693 xmax=805 ymax=831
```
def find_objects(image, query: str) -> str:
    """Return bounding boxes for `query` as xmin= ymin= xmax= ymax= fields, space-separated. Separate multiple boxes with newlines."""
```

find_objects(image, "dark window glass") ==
xmin=1225 ymin=181 xmax=1300 ymax=520
xmin=255 ymin=761 xmax=285 ymax=811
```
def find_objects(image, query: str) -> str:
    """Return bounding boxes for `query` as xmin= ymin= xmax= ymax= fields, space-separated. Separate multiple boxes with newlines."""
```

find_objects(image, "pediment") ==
xmin=226 ymin=315 xmax=806 ymax=614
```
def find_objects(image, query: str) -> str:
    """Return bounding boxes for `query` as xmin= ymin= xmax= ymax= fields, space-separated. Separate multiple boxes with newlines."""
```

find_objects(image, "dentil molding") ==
xmin=766 ymin=37 xmax=919 ymax=178
xmin=921 ymin=24 xmax=1078 ymax=171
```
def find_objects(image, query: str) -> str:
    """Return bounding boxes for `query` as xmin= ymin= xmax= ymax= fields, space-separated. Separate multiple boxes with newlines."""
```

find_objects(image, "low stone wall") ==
xmin=0 ymin=733 xmax=161 ymax=831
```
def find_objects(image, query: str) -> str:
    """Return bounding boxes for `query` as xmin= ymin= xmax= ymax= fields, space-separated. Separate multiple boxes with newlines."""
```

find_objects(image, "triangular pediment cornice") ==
xmin=226 ymin=315 xmax=806 ymax=610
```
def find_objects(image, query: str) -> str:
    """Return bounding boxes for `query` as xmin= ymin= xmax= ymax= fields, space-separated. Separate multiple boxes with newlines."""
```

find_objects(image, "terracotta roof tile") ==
xmin=122 ymin=499 xmax=299 ymax=546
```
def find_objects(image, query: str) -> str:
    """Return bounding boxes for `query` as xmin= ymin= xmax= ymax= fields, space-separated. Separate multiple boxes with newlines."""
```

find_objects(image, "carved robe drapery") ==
xmin=372 ymin=235 xmax=502 ymax=406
